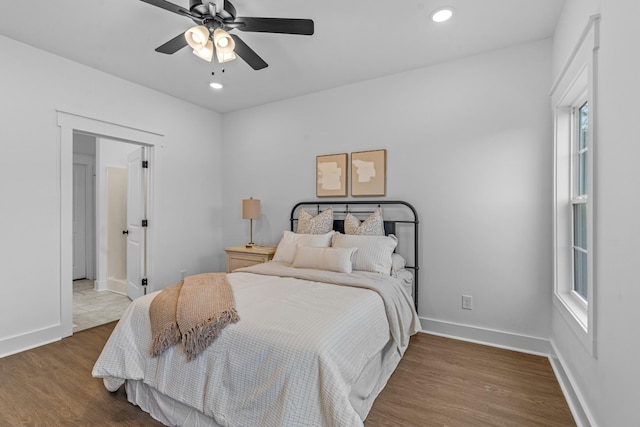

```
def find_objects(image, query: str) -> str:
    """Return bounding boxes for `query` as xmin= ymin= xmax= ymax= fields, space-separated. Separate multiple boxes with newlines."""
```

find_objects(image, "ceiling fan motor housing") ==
xmin=189 ymin=0 xmax=236 ymax=21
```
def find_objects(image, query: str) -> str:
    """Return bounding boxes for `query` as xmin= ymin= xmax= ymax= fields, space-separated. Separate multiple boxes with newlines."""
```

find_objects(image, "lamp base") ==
xmin=245 ymin=242 xmax=255 ymax=248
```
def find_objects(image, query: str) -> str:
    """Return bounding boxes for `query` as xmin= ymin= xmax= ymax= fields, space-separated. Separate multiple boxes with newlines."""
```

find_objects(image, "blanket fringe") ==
xmin=182 ymin=308 xmax=240 ymax=361
xmin=150 ymin=323 xmax=181 ymax=357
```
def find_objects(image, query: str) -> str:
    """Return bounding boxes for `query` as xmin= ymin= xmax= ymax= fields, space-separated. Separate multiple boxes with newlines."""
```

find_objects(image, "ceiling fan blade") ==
xmin=231 ymin=17 xmax=314 ymax=35
xmin=139 ymin=0 xmax=196 ymax=18
xmin=230 ymin=34 xmax=268 ymax=70
xmin=155 ymin=32 xmax=188 ymax=54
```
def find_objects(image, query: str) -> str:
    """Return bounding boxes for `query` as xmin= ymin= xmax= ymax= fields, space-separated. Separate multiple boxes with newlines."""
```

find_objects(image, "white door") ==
xmin=126 ymin=148 xmax=145 ymax=299
xmin=72 ymin=163 xmax=87 ymax=279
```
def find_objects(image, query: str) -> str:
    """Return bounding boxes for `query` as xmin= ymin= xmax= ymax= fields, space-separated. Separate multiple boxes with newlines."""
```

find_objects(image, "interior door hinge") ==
xmin=142 ymin=219 xmax=148 ymax=227
xmin=142 ymin=277 xmax=148 ymax=287
xmin=142 ymin=160 xmax=149 ymax=168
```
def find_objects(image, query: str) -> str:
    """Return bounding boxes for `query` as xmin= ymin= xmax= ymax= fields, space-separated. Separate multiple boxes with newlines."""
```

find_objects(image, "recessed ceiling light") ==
xmin=209 ymin=82 xmax=223 ymax=89
xmin=431 ymin=7 xmax=454 ymax=23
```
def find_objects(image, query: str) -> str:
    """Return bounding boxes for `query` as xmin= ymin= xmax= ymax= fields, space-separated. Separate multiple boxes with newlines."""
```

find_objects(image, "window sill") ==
xmin=553 ymin=291 xmax=595 ymax=357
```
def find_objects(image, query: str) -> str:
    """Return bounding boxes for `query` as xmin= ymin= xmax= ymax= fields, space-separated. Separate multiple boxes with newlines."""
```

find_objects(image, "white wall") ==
xmin=0 ymin=35 xmax=223 ymax=356
xmin=551 ymin=0 xmax=640 ymax=426
xmin=222 ymin=40 xmax=554 ymax=351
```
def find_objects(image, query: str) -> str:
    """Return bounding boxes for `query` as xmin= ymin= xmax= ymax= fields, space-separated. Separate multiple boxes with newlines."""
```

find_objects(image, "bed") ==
xmin=92 ymin=200 xmax=421 ymax=427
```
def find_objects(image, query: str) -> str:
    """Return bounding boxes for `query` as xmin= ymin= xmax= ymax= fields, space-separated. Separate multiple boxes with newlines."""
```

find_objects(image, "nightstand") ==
xmin=224 ymin=245 xmax=276 ymax=273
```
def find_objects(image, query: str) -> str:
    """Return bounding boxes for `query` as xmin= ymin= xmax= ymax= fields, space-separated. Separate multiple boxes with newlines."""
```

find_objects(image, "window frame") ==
xmin=571 ymin=95 xmax=588 ymax=304
xmin=551 ymin=15 xmax=599 ymax=358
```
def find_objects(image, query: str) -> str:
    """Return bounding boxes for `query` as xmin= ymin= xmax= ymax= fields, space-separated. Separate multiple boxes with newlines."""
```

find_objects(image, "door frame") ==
xmin=57 ymin=110 xmax=163 ymax=337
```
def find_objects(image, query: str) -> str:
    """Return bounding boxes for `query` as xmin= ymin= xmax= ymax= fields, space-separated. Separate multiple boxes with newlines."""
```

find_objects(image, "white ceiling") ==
xmin=0 ymin=0 xmax=565 ymax=113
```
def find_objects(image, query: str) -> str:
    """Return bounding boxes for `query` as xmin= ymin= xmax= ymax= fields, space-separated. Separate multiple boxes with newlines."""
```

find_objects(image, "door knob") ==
xmin=122 ymin=230 xmax=129 ymax=235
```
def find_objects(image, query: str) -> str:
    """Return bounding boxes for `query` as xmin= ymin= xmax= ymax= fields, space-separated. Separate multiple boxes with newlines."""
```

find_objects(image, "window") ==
xmin=551 ymin=15 xmax=599 ymax=357
xmin=572 ymin=100 xmax=588 ymax=301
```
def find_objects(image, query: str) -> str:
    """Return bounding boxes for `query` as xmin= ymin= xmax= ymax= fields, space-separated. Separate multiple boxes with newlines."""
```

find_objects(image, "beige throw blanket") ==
xmin=149 ymin=272 xmax=239 ymax=361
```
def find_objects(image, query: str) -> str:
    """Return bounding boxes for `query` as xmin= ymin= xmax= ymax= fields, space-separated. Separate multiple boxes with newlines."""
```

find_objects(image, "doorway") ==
xmin=72 ymin=133 xmax=148 ymax=331
xmin=58 ymin=110 xmax=162 ymax=337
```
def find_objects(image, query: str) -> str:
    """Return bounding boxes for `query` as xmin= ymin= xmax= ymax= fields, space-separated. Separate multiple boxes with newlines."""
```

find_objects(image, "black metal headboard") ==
xmin=290 ymin=200 xmax=419 ymax=310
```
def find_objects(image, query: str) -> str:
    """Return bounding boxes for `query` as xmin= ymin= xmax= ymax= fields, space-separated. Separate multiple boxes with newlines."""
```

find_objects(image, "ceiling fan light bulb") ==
xmin=185 ymin=25 xmax=210 ymax=50
xmin=213 ymin=29 xmax=235 ymax=54
xmin=193 ymin=40 xmax=214 ymax=62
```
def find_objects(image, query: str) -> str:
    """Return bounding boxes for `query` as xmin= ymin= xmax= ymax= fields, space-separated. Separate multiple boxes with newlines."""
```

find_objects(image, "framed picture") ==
xmin=316 ymin=153 xmax=348 ymax=197
xmin=351 ymin=149 xmax=386 ymax=196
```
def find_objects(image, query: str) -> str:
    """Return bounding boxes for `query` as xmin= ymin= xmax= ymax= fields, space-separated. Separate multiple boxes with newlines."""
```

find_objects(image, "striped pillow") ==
xmin=331 ymin=233 xmax=398 ymax=274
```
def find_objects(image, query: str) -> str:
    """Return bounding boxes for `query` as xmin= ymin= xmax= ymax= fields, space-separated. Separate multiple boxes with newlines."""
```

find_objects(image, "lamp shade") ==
xmin=213 ymin=29 xmax=235 ymax=53
xmin=242 ymin=198 xmax=261 ymax=219
xmin=185 ymin=25 xmax=210 ymax=50
xmin=193 ymin=39 xmax=214 ymax=62
xmin=216 ymin=49 xmax=237 ymax=63
xmin=213 ymin=28 xmax=236 ymax=63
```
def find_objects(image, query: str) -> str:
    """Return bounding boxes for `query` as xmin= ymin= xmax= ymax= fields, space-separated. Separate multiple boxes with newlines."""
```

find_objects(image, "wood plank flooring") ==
xmin=0 ymin=324 xmax=575 ymax=426
xmin=366 ymin=334 xmax=575 ymax=427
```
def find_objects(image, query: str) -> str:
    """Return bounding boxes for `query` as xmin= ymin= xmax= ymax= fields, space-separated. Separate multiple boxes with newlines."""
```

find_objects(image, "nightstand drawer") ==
xmin=224 ymin=245 xmax=276 ymax=273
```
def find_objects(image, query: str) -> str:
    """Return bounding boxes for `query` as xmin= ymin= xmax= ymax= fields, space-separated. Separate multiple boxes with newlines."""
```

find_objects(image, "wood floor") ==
xmin=0 ymin=323 xmax=575 ymax=426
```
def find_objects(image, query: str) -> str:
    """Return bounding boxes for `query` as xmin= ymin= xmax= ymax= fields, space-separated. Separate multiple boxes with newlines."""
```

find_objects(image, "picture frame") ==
xmin=316 ymin=153 xmax=348 ymax=197
xmin=351 ymin=149 xmax=386 ymax=196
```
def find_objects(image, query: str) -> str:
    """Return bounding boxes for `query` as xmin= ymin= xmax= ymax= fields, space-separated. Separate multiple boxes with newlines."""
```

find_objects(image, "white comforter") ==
xmin=92 ymin=262 xmax=420 ymax=427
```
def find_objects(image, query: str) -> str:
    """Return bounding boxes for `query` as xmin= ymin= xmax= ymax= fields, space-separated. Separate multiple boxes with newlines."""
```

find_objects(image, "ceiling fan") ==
xmin=140 ymin=0 xmax=314 ymax=70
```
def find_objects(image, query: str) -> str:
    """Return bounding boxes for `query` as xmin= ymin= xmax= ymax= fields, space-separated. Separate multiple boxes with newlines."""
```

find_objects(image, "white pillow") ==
xmin=297 ymin=208 xmax=334 ymax=234
xmin=273 ymin=230 xmax=335 ymax=264
xmin=291 ymin=246 xmax=357 ymax=274
xmin=391 ymin=253 xmax=407 ymax=277
xmin=331 ymin=233 xmax=398 ymax=274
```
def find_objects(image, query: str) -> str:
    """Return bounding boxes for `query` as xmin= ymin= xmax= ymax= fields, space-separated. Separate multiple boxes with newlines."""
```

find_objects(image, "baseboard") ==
xmin=549 ymin=341 xmax=596 ymax=427
xmin=418 ymin=317 xmax=551 ymax=357
xmin=0 ymin=324 xmax=62 ymax=358
xmin=95 ymin=279 xmax=107 ymax=291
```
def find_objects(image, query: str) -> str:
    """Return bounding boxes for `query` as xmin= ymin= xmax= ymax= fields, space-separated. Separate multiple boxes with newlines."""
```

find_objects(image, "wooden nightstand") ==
xmin=224 ymin=245 xmax=276 ymax=273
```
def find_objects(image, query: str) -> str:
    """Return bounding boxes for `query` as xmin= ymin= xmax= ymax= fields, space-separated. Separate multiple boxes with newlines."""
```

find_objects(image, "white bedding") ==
xmin=92 ymin=262 xmax=420 ymax=427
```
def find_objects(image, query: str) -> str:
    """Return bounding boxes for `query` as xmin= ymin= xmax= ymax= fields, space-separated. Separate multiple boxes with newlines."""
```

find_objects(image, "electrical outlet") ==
xmin=180 ymin=270 xmax=187 ymax=280
xmin=462 ymin=295 xmax=473 ymax=310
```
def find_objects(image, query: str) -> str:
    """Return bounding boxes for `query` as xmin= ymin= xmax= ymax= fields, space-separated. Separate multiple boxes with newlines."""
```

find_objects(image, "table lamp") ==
xmin=242 ymin=197 xmax=261 ymax=247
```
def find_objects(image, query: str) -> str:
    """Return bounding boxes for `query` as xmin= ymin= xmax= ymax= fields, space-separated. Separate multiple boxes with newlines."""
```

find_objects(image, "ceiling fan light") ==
xmin=213 ymin=28 xmax=235 ymax=54
xmin=185 ymin=25 xmax=210 ymax=50
xmin=216 ymin=49 xmax=237 ymax=64
xmin=193 ymin=40 xmax=214 ymax=62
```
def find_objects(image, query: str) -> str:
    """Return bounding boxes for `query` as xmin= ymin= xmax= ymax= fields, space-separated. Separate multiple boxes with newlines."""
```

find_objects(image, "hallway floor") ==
xmin=73 ymin=279 xmax=131 ymax=332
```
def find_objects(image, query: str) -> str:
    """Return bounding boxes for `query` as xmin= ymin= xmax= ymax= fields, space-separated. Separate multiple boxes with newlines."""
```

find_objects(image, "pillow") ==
xmin=291 ymin=246 xmax=357 ymax=274
xmin=273 ymin=230 xmax=334 ymax=264
xmin=391 ymin=253 xmax=407 ymax=277
xmin=297 ymin=208 xmax=333 ymax=234
xmin=331 ymin=233 xmax=398 ymax=274
xmin=344 ymin=207 xmax=385 ymax=236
